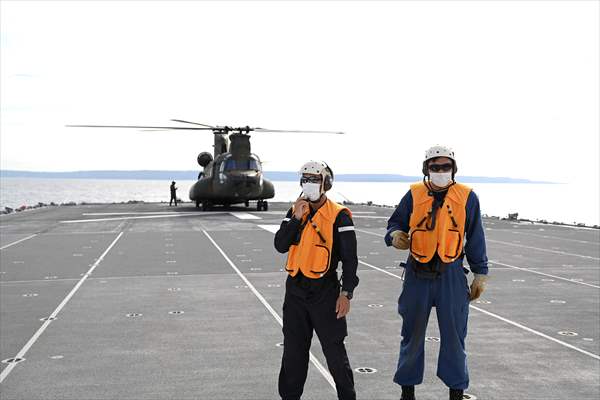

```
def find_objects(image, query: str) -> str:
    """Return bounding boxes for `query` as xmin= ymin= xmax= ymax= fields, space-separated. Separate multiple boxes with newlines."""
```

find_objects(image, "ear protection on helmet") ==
xmin=322 ymin=161 xmax=334 ymax=191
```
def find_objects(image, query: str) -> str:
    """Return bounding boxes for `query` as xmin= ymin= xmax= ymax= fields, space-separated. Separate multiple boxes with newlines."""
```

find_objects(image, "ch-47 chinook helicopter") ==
xmin=67 ymin=120 xmax=343 ymax=211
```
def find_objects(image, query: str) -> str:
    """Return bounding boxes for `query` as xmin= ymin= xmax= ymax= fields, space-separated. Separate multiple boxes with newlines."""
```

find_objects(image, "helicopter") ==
xmin=66 ymin=120 xmax=344 ymax=211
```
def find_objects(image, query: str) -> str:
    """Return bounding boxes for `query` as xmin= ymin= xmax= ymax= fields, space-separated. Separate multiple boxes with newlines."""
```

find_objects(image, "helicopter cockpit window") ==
xmin=224 ymin=157 xmax=260 ymax=171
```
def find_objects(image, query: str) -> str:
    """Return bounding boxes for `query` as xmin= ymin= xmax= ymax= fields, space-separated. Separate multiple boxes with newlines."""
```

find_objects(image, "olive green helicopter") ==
xmin=67 ymin=120 xmax=343 ymax=211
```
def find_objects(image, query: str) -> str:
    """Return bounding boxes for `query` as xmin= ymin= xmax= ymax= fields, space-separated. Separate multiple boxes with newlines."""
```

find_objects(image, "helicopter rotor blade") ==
xmin=253 ymin=128 xmax=345 ymax=135
xmin=66 ymin=124 xmax=214 ymax=130
xmin=170 ymin=119 xmax=216 ymax=128
xmin=66 ymin=124 xmax=344 ymax=134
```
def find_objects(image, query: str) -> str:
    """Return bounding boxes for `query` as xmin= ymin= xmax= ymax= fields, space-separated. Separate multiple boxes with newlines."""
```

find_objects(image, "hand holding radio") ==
xmin=293 ymin=196 xmax=309 ymax=220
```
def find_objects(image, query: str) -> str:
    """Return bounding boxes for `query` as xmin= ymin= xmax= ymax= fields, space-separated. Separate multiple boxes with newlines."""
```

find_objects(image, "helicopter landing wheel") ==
xmin=195 ymin=200 xmax=200 ymax=208
xmin=245 ymin=200 xmax=250 ymax=208
xmin=256 ymin=200 xmax=268 ymax=211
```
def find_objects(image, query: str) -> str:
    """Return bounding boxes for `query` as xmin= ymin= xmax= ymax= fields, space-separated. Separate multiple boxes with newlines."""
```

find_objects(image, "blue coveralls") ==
xmin=384 ymin=188 xmax=488 ymax=390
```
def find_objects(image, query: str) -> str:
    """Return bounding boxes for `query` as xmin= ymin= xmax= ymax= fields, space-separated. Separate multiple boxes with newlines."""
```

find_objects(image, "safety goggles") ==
xmin=428 ymin=163 xmax=453 ymax=172
xmin=300 ymin=175 xmax=322 ymax=184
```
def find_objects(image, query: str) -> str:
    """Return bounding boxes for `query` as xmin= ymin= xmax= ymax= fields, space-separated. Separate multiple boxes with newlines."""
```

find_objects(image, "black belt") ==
xmin=294 ymin=271 xmax=337 ymax=287
xmin=407 ymin=255 xmax=449 ymax=280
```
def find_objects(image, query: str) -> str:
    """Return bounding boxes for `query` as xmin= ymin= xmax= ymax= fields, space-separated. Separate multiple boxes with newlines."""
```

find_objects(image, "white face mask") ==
xmin=430 ymin=172 xmax=453 ymax=188
xmin=301 ymin=182 xmax=322 ymax=201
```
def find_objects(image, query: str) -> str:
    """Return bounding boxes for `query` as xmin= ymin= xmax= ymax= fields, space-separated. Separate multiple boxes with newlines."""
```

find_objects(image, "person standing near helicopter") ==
xmin=274 ymin=160 xmax=359 ymax=400
xmin=169 ymin=181 xmax=178 ymax=206
xmin=385 ymin=145 xmax=488 ymax=400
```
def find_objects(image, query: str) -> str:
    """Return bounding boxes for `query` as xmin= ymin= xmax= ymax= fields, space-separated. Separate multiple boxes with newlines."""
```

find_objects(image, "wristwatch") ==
xmin=340 ymin=290 xmax=353 ymax=300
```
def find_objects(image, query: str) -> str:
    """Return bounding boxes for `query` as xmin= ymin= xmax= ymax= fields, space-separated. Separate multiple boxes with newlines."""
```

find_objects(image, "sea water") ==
xmin=0 ymin=178 xmax=598 ymax=226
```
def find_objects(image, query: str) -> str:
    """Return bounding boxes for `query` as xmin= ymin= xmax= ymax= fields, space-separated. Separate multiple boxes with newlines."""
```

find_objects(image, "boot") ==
xmin=401 ymin=385 xmax=415 ymax=400
xmin=449 ymin=388 xmax=464 ymax=400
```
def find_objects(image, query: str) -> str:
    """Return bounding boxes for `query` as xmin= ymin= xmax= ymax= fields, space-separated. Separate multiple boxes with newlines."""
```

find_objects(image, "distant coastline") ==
xmin=0 ymin=170 xmax=556 ymax=184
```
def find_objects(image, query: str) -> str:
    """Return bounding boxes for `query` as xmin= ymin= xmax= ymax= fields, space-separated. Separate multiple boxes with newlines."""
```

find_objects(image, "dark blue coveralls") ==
xmin=385 ymin=188 xmax=488 ymax=390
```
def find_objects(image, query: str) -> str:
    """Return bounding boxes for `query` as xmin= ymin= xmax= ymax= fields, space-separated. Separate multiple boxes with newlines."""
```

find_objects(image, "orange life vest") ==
xmin=409 ymin=182 xmax=471 ymax=264
xmin=285 ymin=199 xmax=351 ymax=279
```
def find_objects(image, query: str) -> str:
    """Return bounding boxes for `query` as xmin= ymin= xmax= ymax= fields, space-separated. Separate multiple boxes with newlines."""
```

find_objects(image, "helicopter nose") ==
xmin=231 ymin=173 xmax=259 ymax=188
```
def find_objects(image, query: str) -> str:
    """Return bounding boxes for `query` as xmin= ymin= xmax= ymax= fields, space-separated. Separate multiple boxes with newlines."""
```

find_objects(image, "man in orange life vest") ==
xmin=385 ymin=146 xmax=489 ymax=400
xmin=274 ymin=160 xmax=359 ymax=400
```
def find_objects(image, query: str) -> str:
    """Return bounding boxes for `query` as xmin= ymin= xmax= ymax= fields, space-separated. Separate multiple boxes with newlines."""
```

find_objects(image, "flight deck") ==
xmin=1 ymin=203 xmax=598 ymax=399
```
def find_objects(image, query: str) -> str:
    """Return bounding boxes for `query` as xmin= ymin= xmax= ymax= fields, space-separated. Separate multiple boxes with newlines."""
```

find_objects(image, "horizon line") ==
xmin=0 ymin=169 xmax=558 ymax=184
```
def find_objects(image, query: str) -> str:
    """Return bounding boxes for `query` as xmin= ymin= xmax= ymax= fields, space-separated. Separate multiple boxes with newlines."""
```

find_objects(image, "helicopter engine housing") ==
xmin=197 ymin=152 xmax=213 ymax=167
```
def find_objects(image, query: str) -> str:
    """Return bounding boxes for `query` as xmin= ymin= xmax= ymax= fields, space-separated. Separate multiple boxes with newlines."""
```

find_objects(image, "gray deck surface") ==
xmin=0 ymin=202 xmax=598 ymax=399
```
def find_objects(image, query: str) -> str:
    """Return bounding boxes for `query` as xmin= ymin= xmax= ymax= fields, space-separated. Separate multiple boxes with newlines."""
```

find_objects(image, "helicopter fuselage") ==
xmin=189 ymin=153 xmax=274 ymax=205
xmin=66 ymin=121 xmax=341 ymax=211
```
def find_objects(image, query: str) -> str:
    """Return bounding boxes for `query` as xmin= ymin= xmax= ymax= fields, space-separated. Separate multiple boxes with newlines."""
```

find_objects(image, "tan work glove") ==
xmin=390 ymin=230 xmax=410 ymax=250
xmin=469 ymin=274 xmax=488 ymax=301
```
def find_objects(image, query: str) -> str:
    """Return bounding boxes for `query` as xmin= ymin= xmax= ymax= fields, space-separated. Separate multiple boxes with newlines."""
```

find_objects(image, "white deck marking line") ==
xmin=262 ymin=225 xmax=600 ymax=360
xmin=354 ymin=228 xmax=386 ymax=236
xmin=257 ymin=225 xmax=280 ymax=234
xmin=0 ymin=234 xmax=38 ymax=251
xmin=528 ymin=223 xmax=599 ymax=231
xmin=356 ymin=229 xmax=600 ymax=286
xmin=0 ymin=272 xmax=241 ymax=285
xmin=357 ymin=260 xmax=600 ymax=361
xmin=0 ymin=278 xmax=82 ymax=285
xmin=43 ymin=231 xmax=123 ymax=235
xmin=111 ymin=220 xmax=127 ymax=233
xmin=0 ymin=231 xmax=124 ymax=384
xmin=487 ymin=239 xmax=599 ymax=260
xmin=351 ymin=211 xmax=377 ymax=214
xmin=229 ymin=212 xmax=261 ymax=220
xmin=202 ymin=229 xmax=336 ymax=390
xmin=60 ymin=212 xmax=227 ymax=223
xmin=490 ymin=260 xmax=600 ymax=289
xmin=358 ymin=227 xmax=600 ymax=254
xmin=510 ymin=231 xmax=598 ymax=245
xmin=83 ymin=212 xmax=183 ymax=216
xmin=468 ymin=306 xmax=600 ymax=361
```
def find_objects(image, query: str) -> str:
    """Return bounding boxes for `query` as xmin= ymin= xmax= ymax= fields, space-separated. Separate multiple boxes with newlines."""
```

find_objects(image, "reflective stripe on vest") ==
xmin=285 ymin=199 xmax=352 ymax=279
xmin=408 ymin=182 xmax=471 ymax=264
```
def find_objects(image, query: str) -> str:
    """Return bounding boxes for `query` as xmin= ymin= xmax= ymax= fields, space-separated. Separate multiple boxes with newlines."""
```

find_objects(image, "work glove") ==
xmin=469 ymin=274 xmax=488 ymax=301
xmin=390 ymin=230 xmax=410 ymax=250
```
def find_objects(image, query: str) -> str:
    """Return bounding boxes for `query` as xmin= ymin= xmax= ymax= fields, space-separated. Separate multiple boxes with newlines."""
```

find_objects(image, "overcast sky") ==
xmin=1 ymin=0 xmax=598 ymax=185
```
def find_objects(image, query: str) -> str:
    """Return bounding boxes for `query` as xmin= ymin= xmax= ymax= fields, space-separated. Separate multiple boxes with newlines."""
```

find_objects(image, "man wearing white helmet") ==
xmin=274 ymin=160 xmax=359 ymax=400
xmin=385 ymin=146 xmax=488 ymax=400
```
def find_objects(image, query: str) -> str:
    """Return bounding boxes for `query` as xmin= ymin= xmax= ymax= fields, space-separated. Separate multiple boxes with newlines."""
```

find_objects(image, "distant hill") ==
xmin=263 ymin=172 xmax=554 ymax=184
xmin=0 ymin=170 xmax=200 ymax=180
xmin=0 ymin=169 xmax=555 ymax=184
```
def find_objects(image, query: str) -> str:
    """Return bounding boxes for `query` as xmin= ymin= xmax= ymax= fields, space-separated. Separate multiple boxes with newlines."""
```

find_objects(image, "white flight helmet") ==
xmin=422 ymin=145 xmax=457 ymax=176
xmin=299 ymin=160 xmax=334 ymax=191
